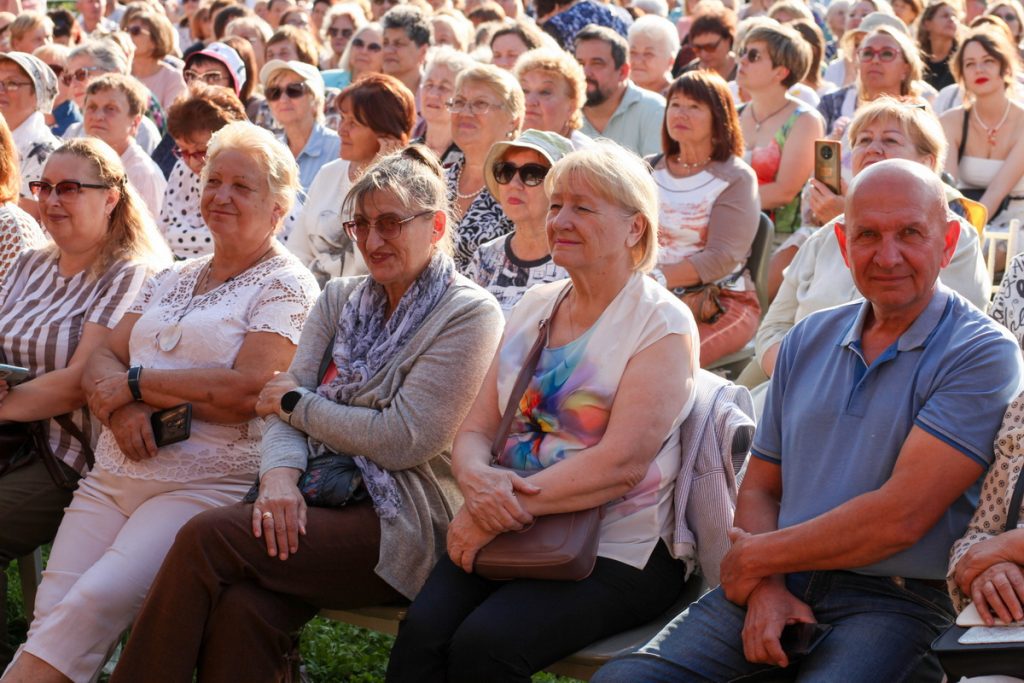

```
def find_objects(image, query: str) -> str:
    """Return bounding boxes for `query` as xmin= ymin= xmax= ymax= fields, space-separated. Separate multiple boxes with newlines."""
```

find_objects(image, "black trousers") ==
xmin=386 ymin=541 xmax=686 ymax=683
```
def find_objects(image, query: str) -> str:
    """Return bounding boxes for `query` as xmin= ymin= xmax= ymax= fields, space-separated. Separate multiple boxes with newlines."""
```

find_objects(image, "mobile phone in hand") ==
xmin=150 ymin=403 xmax=192 ymax=448
xmin=780 ymin=622 xmax=832 ymax=659
xmin=0 ymin=363 xmax=30 ymax=385
xmin=814 ymin=140 xmax=842 ymax=195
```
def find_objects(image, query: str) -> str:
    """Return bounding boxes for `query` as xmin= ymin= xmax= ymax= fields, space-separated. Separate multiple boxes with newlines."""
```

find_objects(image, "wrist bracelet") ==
xmin=127 ymin=366 xmax=143 ymax=401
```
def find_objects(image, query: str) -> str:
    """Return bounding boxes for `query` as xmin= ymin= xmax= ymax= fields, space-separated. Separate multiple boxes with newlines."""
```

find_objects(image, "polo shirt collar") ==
xmin=296 ymin=123 xmax=330 ymax=161
xmin=840 ymin=285 xmax=952 ymax=353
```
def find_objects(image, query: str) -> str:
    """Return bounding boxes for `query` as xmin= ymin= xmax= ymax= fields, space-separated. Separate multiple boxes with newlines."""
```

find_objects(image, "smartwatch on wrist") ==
xmin=280 ymin=389 xmax=305 ymax=415
xmin=127 ymin=366 xmax=143 ymax=401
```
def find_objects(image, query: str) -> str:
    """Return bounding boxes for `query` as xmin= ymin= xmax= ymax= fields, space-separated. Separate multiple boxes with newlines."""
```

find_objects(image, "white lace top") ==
xmin=94 ymin=253 xmax=320 ymax=481
xmin=0 ymin=203 xmax=47 ymax=282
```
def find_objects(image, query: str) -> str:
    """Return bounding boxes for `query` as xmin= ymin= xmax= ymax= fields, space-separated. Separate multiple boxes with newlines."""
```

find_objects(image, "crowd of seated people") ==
xmin=2 ymin=0 xmax=1024 ymax=680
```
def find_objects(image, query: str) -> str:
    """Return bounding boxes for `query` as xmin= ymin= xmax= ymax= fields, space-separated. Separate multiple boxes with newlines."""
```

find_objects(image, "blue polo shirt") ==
xmin=281 ymin=122 xmax=341 ymax=196
xmin=753 ymin=285 xmax=1023 ymax=580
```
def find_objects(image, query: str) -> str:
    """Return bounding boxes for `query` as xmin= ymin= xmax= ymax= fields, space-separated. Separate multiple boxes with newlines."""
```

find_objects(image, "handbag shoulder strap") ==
xmin=958 ymin=107 xmax=970 ymax=164
xmin=489 ymin=284 xmax=573 ymax=461
xmin=318 ymin=335 xmax=337 ymax=383
xmin=1005 ymin=464 xmax=1024 ymax=532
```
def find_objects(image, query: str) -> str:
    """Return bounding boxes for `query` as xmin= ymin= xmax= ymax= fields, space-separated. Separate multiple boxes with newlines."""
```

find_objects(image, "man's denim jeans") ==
xmin=592 ymin=570 xmax=953 ymax=683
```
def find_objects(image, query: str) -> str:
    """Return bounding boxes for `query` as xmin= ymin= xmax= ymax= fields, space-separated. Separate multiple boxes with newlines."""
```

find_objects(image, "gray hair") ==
xmin=203 ymin=121 xmax=300 ymax=228
xmin=343 ymin=145 xmax=454 ymax=256
xmin=424 ymin=44 xmax=475 ymax=76
xmin=628 ymin=14 xmax=680 ymax=55
xmin=381 ymin=5 xmax=431 ymax=46
xmin=69 ymin=40 xmax=129 ymax=74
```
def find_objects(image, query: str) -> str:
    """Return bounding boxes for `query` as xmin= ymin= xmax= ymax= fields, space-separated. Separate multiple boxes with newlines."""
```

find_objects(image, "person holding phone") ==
xmin=0 ymin=137 xmax=168 ymax=669
xmin=1 ymin=123 xmax=319 ymax=683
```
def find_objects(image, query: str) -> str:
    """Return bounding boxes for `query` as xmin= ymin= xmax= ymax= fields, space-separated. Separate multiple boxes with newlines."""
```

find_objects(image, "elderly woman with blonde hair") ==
xmin=514 ymin=47 xmax=588 ymax=147
xmin=108 ymin=145 xmax=504 ymax=683
xmin=1 ymin=123 xmax=319 ymax=683
xmin=446 ymin=62 xmax=524 ymax=270
xmin=387 ymin=141 xmax=699 ymax=682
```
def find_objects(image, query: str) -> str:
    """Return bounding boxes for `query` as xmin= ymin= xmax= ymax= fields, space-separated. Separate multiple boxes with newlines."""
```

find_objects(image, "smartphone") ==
xmin=150 ymin=403 xmax=192 ymax=448
xmin=814 ymin=140 xmax=842 ymax=195
xmin=0 ymin=363 xmax=30 ymax=385
xmin=780 ymin=622 xmax=832 ymax=659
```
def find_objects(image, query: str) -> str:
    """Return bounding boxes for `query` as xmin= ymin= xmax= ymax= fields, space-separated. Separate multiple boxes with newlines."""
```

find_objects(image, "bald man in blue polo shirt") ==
xmin=594 ymin=159 xmax=1024 ymax=682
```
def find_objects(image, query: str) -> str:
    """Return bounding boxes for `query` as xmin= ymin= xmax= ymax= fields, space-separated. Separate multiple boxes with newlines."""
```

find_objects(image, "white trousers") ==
xmin=8 ymin=466 xmax=251 ymax=683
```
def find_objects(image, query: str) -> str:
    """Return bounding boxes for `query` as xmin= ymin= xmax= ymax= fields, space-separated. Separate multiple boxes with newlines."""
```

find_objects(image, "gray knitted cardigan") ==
xmin=260 ymin=273 xmax=503 ymax=599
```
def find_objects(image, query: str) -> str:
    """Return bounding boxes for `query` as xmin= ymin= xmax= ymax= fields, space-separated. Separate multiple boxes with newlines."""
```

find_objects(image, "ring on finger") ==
xmin=262 ymin=511 xmax=274 ymax=521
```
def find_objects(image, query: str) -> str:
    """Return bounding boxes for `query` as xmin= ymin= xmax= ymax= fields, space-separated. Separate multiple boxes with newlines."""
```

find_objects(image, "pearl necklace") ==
xmin=455 ymin=162 xmax=484 ymax=200
xmin=674 ymin=155 xmax=711 ymax=170
xmin=973 ymin=100 xmax=1011 ymax=147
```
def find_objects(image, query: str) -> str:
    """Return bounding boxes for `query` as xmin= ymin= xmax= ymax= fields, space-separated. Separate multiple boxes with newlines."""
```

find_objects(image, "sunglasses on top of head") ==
xmin=265 ymin=82 xmax=308 ymax=101
xmin=492 ymin=161 xmax=550 ymax=187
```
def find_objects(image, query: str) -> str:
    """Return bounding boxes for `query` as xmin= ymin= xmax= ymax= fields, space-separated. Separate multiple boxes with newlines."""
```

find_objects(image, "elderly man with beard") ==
xmin=574 ymin=24 xmax=665 ymax=156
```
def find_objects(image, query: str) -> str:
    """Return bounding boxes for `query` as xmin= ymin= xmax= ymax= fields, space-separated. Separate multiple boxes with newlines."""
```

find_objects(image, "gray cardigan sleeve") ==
xmin=261 ymin=278 xmax=503 ymax=475
xmin=687 ymin=160 xmax=762 ymax=286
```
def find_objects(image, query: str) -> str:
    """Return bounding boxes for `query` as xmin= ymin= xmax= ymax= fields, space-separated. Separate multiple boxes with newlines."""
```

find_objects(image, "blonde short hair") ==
xmin=514 ymin=47 xmax=586 ymax=131
xmin=10 ymin=12 xmax=53 ymax=45
xmin=203 ymin=121 xmax=300 ymax=227
xmin=455 ymin=62 xmax=525 ymax=124
xmin=545 ymin=141 xmax=659 ymax=273
xmin=859 ymin=25 xmax=923 ymax=96
xmin=847 ymin=97 xmax=947 ymax=171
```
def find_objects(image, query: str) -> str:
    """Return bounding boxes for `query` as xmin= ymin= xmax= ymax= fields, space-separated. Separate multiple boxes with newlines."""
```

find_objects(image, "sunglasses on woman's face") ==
xmin=738 ymin=46 xmax=762 ymax=63
xmin=351 ymin=37 xmax=382 ymax=52
xmin=327 ymin=27 xmax=354 ymax=38
xmin=492 ymin=161 xmax=550 ymax=187
xmin=60 ymin=66 xmax=103 ymax=86
xmin=266 ymin=82 xmax=308 ymax=101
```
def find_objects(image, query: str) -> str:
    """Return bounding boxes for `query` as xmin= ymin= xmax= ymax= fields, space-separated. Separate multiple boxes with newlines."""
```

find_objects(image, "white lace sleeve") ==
xmin=245 ymin=262 xmax=321 ymax=344
xmin=127 ymin=264 xmax=184 ymax=316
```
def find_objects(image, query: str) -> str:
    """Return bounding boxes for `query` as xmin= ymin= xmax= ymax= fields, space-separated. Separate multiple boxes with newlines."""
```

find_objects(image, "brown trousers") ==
xmin=110 ymin=499 xmax=402 ymax=683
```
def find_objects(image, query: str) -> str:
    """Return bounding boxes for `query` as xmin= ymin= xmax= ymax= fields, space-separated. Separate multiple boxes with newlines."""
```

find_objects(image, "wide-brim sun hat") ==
xmin=259 ymin=59 xmax=325 ymax=100
xmin=185 ymin=42 xmax=247 ymax=97
xmin=841 ymin=11 xmax=910 ymax=54
xmin=483 ymin=129 xmax=576 ymax=197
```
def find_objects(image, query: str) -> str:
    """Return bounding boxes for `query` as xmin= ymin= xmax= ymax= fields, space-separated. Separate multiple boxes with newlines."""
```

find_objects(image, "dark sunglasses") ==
xmin=60 ymin=66 xmax=102 ymax=86
xmin=492 ymin=161 xmax=549 ymax=187
xmin=351 ymin=37 xmax=382 ymax=52
xmin=691 ymin=38 xmax=722 ymax=54
xmin=265 ymin=82 xmax=308 ymax=101
xmin=29 ymin=179 xmax=110 ymax=200
xmin=738 ymin=46 xmax=763 ymax=63
xmin=327 ymin=27 xmax=354 ymax=38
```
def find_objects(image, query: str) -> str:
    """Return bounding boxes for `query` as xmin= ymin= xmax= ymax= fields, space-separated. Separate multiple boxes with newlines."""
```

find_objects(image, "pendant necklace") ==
xmin=750 ymin=100 xmax=791 ymax=132
xmin=157 ymin=246 xmax=277 ymax=352
xmin=674 ymin=155 xmax=712 ymax=171
xmin=973 ymin=100 xmax=1011 ymax=147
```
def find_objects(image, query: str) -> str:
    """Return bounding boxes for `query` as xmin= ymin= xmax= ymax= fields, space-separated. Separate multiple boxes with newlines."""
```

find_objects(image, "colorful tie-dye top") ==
xmin=496 ymin=273 xmax=698 ymax=569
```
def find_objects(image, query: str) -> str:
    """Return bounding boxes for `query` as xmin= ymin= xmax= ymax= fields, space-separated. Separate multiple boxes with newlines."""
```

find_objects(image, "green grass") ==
xmin=5 ymin=561 xmax=580 ymax=683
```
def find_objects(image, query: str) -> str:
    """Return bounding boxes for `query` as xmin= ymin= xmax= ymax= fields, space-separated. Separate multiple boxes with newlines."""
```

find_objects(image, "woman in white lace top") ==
xmin=3 ymin=122 xmax=319 ymax=683
xmin=0 ymin=115 xmax=46 ymax=281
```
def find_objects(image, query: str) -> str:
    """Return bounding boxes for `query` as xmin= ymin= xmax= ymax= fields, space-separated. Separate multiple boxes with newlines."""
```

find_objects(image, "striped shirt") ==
xmin=0 ymin=248 xmax=150 ymax=474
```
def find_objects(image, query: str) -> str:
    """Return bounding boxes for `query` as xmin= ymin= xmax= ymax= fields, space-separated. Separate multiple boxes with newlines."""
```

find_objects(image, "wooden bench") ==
xmin=321 ymin=576 xmax=708 ymax=681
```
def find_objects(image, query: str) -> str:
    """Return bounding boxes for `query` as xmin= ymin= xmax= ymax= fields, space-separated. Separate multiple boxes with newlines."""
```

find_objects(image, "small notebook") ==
xmin=956 ymin=602 xmax=1024 ymax=628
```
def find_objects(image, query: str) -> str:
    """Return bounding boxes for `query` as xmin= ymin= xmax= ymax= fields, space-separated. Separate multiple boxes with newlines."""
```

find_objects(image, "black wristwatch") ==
xmin=280 ymin=389 xmax=305 ymax=415
xmin=127 ymin=366 xmax=143 ymax=401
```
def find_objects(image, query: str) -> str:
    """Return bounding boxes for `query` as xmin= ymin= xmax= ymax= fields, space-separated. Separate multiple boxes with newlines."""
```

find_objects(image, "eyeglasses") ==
xmin=343 ymin=210 xmax=431 ymax=240
xmin=327 ymin=27 xmax=354 ymax=38
xmin=60 ymin=66 xmax=103 ymax=86
xmin=492 ymin=161 xmax=549 ymax=187
xmin=266 ymin=82 xmax=308 ymax=101
xmin=173 ymin=147 xmax=208 ymax=164
xmin=126 ymin=25 xmax=150 ymax=36
xmin=0 ymin=80 xmax=32 ymax=93
xmin=737 ymin=46 xmax=763 ymax=63
xmin=446 ymin=98 xmax=503 ymax=115
xmin=691 ymin=38 xmax=723 ymax=54
xmin=184 ymin=69 xmax=227 ymax=86
xmin=29 ymin=180 xmax=110 ymax=200
xmin=46 ymin=64 xmax=64 ymax=79
xmin=352 ymin=37 xmax=382 ymax=52
xmin=858 ymin=47 xmax=901 ymax=62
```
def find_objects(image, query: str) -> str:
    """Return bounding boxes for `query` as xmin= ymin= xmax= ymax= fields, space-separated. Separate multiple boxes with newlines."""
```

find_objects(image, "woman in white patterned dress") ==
xmin=1 ymin=122 xmax=319 ymax=683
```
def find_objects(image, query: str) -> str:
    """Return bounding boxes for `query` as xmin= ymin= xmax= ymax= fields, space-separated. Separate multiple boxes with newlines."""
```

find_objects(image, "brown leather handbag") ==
xmin=473 ymin=285 xmax=603 ymax=582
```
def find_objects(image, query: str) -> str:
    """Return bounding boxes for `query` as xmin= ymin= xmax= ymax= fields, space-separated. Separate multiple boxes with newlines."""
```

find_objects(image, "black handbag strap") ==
xmin=1005 ymin=465 xmax=1024 ymax=532
xmin=958 ymin=107 xmax=969 ymax=164
xmin=317 ymin=335 xmax=336 ymax=383
xmin=490 ymin=284 xmax=573 ymax=460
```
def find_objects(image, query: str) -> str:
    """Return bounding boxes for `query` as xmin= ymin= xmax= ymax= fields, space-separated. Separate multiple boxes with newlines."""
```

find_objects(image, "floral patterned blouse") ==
xmin=948 ymin=392 xmax=1024 ymax=611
